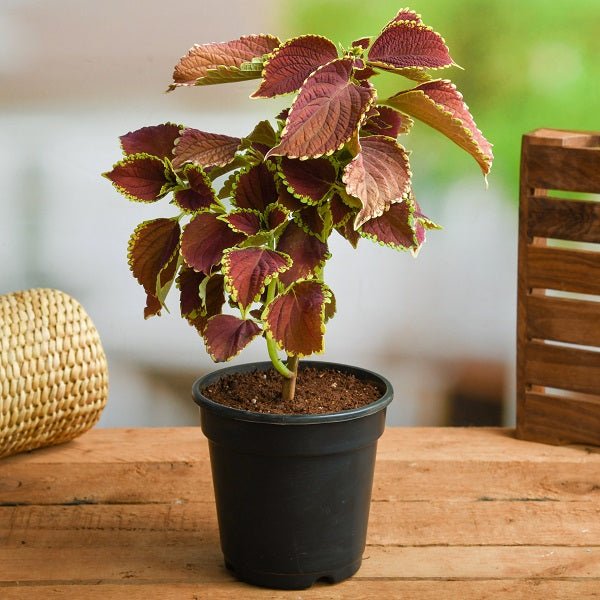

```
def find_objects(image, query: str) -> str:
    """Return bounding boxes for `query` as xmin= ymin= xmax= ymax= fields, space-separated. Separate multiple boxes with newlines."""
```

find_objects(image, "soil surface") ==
xmin=201 ymin=366 xmax=382 ymax=414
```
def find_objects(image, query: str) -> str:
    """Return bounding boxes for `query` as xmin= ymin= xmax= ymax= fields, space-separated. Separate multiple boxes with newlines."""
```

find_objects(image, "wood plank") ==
xmin=525 ymin=341 xmax=600 ymax=396
xmin=526 ymin=143 xmax=600 ymax=194
xmin=520 ymin=391 xmax=600 ymax=446
xmin=2 ymin=500 xmax=599 ymax=547
xmin=2 ymin=581 xmax=600 ymax=600
xmin=527 ymin=195 xmax=600 ymax=243
xmin=1 ymin=544 xmax=598 ymax=583
xmin=527 ymin=245 xmax=600 ymax=295
xmin=2 ymin=429 xmax=600 ymax=505
xmin=526 ymin=294 xmax=600 ymax=347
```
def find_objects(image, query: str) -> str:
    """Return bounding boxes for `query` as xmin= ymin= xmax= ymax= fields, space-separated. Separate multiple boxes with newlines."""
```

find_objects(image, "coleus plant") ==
xmin=103 ymin=8 xmax=493 ymax=402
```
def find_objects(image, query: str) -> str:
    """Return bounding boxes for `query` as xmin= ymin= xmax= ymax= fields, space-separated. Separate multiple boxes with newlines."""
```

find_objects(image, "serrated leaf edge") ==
xmin=266 ymin=59 xmax=377 ymax=160
xmin=203 ymin=314 xmax=262 ymax=362
xmin=251 ymin=34 xmax=339 ymax=100
xmin=222 ymin=247 xmax=292 ymax=309
xmin=263 ymin=279 xmax=333 ymax=357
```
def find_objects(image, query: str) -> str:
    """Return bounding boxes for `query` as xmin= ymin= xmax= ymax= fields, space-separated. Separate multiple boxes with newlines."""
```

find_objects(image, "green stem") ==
xmin=265 ymin=279 xmax=293 ymax=379
xmin=282 ymin=355 xmax=299 ymax=402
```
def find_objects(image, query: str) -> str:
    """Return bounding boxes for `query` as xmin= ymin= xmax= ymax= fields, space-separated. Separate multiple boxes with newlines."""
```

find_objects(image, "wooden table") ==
xmin=1 ymin=428 xmax=599 ymax=599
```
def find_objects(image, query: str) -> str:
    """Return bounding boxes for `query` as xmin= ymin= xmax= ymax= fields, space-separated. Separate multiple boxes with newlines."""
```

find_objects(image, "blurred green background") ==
xmin=281 ymin=0 xmax=600 ymax=196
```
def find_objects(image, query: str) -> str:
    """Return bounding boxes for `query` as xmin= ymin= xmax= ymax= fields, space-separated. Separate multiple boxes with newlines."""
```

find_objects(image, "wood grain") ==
xmin=524 ymin=340 xmax=600 ymax=396
xmin=526 ymin=144 xmax=600 ymax=194
xmin=527 ymin=245 xmax=600 ymax=296
xmin=517 ymin=129 xmax=600 ymax=446
xmin=521 ymin=391 xmax=600 ymax=446
xmin=1 ymin=428 xmax=599 ymax=598
xmin=526 ymin=294 xmax=600 ymax=347
xmin=527 ymin=195 xmax=600 ymax=243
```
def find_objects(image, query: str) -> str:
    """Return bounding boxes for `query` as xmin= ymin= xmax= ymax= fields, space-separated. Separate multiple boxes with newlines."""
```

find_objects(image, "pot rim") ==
xmin=192 ymin=360 xmax=393 ymax=425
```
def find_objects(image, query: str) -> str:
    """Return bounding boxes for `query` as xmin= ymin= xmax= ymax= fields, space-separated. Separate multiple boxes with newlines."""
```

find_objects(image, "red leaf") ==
xmin=264 ymin=280 xmax=332 ymax=357
xmin=266 ymin=58 xmax=375 ymax=159
xmin=343 ymin=136 xmax=412 ymax=228
xmin=336 ymin=221 xmax=360 ymax=248
xmin=144 ymin=294 xmax=163 ymax=319
xmin=382 ymin=8 xmax=423 ymax=29
xmin=368 ymin=21 xmax=453 ymax=72
xmin=330 ymin=193 xmax=353 ymax=227
xmin=362 ymin=106 xmax=413 ymax=138
xmin=171 ymin=34 xmax=280 ymax=87
xmin=177 ymin=266 xmax=205 ymax=318
xmin=276 ymin=222 xmax=329 ymax=286
xmin=172 ymin=128 xmax=241 ymax=170
xmin=233 ymin=163 xmax=279 ymax=211
xmin=174 ymin=165 xmax=217 ymax=212
xmin=279 ymin=157 xmax=336 ymax=204
xmin=252 ymin=35 xmax=338 ymax=98
xmin=384 ymin=79 xmax=493 ymax=176
xmin=266 ymin=204 xmax=289 ymax=231
xmin=220 ymin=209 xmax=262 ymax=236
xmin=223 ymin=247 xmax=291 ymax=308
xmin=294 ymin=204 xmax=326 ymax=239
xmin=104 ymin=154 xmax=170 ymax=202
xmin=120 ymin=123 xmax=181 ymax=160
xmin=127 ymin=218 xmax=181 ymax=312
xmin=204 ymin=315 xmax=261 ymax=362
xmin=359 ymin=199 xmax=415 ymax=250
xmin=352 ymin=37 xmax=371 ymax=50
xmin=277 ymin=187 xmax=304 ymax=212
xmin=177 ymin=269 xmax=226 ymax=334
xmin=181 ymin=212 xmax=244 ymax=274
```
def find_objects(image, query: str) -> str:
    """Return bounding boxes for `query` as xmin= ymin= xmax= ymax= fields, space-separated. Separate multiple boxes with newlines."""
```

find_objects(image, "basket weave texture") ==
xmin=0 ymin=288 xmax=108 ymax=458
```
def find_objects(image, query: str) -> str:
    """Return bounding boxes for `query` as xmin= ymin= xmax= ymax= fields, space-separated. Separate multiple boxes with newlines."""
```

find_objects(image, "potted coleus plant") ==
xmin=104 ymin=7 xmax=492 ymax=590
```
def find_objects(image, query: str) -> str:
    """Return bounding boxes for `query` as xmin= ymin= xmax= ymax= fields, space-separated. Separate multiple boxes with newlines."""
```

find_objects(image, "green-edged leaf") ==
xmin=199 ymin=272 xmax=226 ymax=319
xmin=343 ymin=136 xmax=412 ymax=229
xmin=336 ymin=219 xmax=361 ymax=248
xmin=367 ymin=21 xmax=454 ymax=78
xmin=277 ymin=187 xmax=305 ymax=212
xmin=128 ymin=218 xmax=181 ymax=317
xmin=266 ymin=58 xmax=375 ymax=160
xmin=177 ymin=266 xmax=205 ymax=320
xmin=360 ymin=194 xmax=440 ymax=253
xmin=104 ymin=153 xmax=171 ymax=202
xmin=359 ymin=197 xmax=415 ymax=250
xmin=181 ymin=212 xmax=244 ymax=274
xmin=232 ymin=163 xmax=279 ymax=211
xmin=174 ymin=164 xmax=218 ymax=213
xmin=383 ymin=79 xmax=493 ymax=177
xmin=252 ymin=35 xmax=338 ymax=99
xmin=223 ymin=247 xmax=291 ymax=308
xmin=330 ymin=193 xmax=353 ymax=227
xmin=293 ymin=204 xmax=331 ymax=240
xmin=361 ymin=105 xmax=413 ymax=138
xmin=243 ymin=120 xmax=278 ymax=152
xmin=203 ymin=314 xmax=261 ymax=362
xmin=170 ymin=34 xmax=280 ymax=88
xmin=120 ymin=123 xmax=181 ymax=160
xmin=220 ymin=208 xmax=262 ymax=236
xmin=266 ymin=203 xmax=290 ymax=232
xmin=382 ymin=8 xmax=423 ymax=30
xmin=264 ymin=280 xmax=332 ymax=357
xmin=172 ymin=128 xmax=241 ymax=170
xmin=276 ymin=221 xmax=329 ymax=286
xmin=278 ymin=156 xmax=336 ymax=204
xmin=352 ymin=37 xmax=371 ymax=50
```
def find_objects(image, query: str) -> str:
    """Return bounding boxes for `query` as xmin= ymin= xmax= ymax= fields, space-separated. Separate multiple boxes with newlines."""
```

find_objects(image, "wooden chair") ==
xmin=516 ymin=128 xmax=600 ymax=445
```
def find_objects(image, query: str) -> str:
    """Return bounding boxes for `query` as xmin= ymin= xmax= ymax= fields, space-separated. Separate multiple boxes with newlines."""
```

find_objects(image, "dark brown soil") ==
xmin=201 ymin=367 xmax=382 ymax=414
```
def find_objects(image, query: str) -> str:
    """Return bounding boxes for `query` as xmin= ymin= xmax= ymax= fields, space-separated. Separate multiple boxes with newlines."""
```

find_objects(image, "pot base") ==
xmin=225 ymin=558 xmax=362 ymax=590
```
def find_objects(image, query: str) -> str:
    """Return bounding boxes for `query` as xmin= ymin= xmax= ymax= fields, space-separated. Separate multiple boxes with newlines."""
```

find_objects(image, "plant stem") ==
xmin=265 ymin=279 xmax=293 ymax=379
xmin=282 ymin=355 xmax=299 ymax=403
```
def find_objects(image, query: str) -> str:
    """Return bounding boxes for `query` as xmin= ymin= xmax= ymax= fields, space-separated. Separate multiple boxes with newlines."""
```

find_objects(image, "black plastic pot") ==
xmin=192 ymin=361 xmax=393 ymax=590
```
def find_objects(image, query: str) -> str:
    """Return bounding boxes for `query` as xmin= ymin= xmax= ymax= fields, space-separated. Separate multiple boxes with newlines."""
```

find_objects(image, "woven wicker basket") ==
xmin=0 ymin=288 xmax=109 ymax=458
